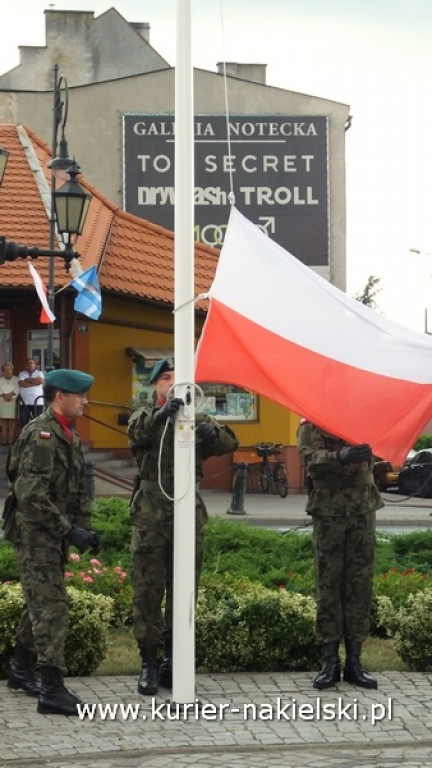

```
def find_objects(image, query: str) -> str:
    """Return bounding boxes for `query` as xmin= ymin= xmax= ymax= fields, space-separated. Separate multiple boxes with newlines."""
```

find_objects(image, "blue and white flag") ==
xmin=70 ymin=265 xmax=102 ymax=320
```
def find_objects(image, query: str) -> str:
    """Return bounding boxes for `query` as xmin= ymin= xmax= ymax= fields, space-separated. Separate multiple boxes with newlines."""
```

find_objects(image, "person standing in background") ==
xmin=18 ymin=358 xmax=45 ymax=427
xmin=0 ymin=362 xmax=19 ymax=444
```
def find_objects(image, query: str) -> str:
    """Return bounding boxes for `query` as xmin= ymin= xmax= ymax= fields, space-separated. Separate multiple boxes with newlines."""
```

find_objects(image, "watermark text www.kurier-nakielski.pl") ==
xmin=78 ymin=696 xmax=393 ymax=724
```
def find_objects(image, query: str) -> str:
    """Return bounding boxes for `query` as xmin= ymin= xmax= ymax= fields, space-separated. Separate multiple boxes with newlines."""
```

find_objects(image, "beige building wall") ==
xmin=0 ymin=8 xmax=350 ymax=289
xmin=0 ymin=8 xmax=168 ymax=90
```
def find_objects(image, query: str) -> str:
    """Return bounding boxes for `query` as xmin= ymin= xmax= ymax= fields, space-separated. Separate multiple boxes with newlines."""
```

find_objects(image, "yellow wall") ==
xmin=84 ymin=295 xmax=301 ymax=450
xmin=85 ymin=296 xmax=174 ymax=448
xmin=233 ymin=397 xmax=300 ymax=448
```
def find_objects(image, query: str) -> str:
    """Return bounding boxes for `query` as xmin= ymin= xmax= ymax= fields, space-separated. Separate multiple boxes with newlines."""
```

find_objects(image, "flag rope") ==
xmin=219 ymin=0 xmax=235 ymax=207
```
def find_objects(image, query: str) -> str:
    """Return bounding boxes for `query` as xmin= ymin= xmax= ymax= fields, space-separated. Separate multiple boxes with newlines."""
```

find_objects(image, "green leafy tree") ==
xmin=353 ymin=275 xmax=382 ymax=309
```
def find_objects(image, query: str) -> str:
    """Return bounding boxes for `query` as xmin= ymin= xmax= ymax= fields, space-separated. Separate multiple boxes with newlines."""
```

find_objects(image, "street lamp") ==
xmin=0 ymin=66 xmax=91 ymax=369
xmin=0 ymin=69 xmax=91 ymax=366
xmin=53 ymin=160 xmax=91 ymax=251
xmin=409 ymin=248 xmax=432 ymax=334
xmin=46 ymin=65 xmax=76 ymax=370
xmin=0 ymin=164 xmax=90 ymax=267
xmin=0 ymin=146 xmax=9 ymax=185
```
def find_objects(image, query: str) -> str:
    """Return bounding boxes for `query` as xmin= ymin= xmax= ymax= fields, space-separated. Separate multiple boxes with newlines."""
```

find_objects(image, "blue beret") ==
xmin=149 ymin=357 xmax=174 ymax=384
xmin=45 ymin=368 xmax=94 ymax=393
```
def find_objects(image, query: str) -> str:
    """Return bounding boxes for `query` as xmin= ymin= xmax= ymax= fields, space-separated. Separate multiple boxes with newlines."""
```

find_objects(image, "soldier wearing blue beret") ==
xmin=149 ymin=357 xmax=174 ymax=385
xmin=128 ymin=356 xmax=239 ymax=696
xmin=5 ymin=368 xmax=100 ymax=716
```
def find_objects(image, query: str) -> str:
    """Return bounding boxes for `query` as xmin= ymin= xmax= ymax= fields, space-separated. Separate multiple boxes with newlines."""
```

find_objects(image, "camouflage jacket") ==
xmin=127 ymin=407 xmax=239 ymax=495
xmin=6 ymin=406 xmax=91 ymax=545
xmin=297 ymin=421 xmax=383 ymax=516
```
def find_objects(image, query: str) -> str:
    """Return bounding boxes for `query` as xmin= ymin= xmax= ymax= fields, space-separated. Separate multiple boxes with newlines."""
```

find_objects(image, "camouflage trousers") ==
xmin=14 ymin=543 xmax=69 ymax=672
xmin=312 ymin=511 xmax=375 ymax=644
xmin=130 ymin=491 xmax=205 ymax=649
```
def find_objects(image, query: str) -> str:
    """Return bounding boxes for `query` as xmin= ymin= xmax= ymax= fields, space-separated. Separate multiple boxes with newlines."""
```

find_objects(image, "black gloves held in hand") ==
xmin=338 ymin=443 xmax=372 ymax=465
xmin=153 ymin=397 xmax=184 ymax=425
xmin=67 ymin=527 xmax=101 ymax=555
xmin=196 ymin=420 xmax=217 ymax=444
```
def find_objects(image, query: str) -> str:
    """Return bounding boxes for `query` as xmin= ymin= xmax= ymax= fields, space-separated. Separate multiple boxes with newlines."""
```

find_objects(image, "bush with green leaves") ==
xmin=0 ymin=540 xmax=19 ymax=583
xmin=377 ymin=588 xmax=432 ymax=671
xmin=202 ymin=517 xmax=315 ymax=590
xmin=4 ymin=500 xmax=432 ymax=586
xmin=370 ymin=567 xmax=431 ymax=637
xmin=373 ymin=567 xmax=430 ymax=610
xmin=65 ymin=552 xmax=132 ymax=627
xmin=4 ymin=503 xmax=432 ymax=673
xmin=90 ymin=496 xmax=132 ymax=566
xmin=414 ymin=434 xmax=432 ymax=451
xmin=390 ymin=530 xmax=432 ymax=573
xmin=0 ymin=496 xmax=132 ymax=582
xmin=196 ymin=574 xmax=321 ymax=672
xmin=0 ymin=582 xmax=113 ymax=678
xmin=66 ymin=587 xmax=113 ymax=674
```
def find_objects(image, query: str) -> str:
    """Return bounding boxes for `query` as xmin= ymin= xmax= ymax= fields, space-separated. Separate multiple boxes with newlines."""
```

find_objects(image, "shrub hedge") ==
xmin=3 ymin=497 xmax=432 ymax=673
xmin=0 ymin=583 xmax=112 ymax=677
xmin=196 ymin=575 xmax=321 ymax=672
xmin=378 ymin=589 xmax=432 ymax=671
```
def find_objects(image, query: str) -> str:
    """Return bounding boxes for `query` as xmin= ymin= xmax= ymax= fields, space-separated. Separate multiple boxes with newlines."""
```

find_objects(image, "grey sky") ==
xmin=2 ymin=1 xmax=432 ymax=329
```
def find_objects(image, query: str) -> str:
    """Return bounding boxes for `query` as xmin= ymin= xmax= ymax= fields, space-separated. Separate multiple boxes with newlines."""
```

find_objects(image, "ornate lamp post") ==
xmin=53 ymin=161 xmax=92 ymax=250
xmin=0 ymin=163 xmax=91 ymax=266
xmin=46 ymin=65 xmax=75 ymax=370
xmin=0 ymin=66 xmax=91 ymax=368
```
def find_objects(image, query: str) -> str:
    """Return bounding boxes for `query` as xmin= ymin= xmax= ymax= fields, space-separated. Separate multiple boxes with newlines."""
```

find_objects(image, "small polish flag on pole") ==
xmin=27 ymin=261 xmax=56 ymax=323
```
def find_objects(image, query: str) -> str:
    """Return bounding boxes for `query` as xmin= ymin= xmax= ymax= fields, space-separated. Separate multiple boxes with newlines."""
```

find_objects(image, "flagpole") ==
xmin=172 ymin=0 xmax=196 ymax=705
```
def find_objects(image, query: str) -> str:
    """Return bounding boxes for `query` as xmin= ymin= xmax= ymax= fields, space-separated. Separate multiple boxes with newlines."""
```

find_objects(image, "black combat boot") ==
xmin=138 ymin=646 xmax=158 ymax=696
xmin=158 ymin=636 xmax=172 ymax=689
xmin=343 ymin=638 xmax=377 ymax=689
xmin=37 ymin=666 xmax=84 ymax=716
xmin=8 ymin=643 xmax=42 ymax=697
xmin=313 ymin=641 xmax=341 ymax=690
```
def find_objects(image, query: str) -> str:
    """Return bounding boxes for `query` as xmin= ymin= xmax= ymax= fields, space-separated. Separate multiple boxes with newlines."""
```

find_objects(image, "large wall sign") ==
xmin=123 ymin=114 xmax=329 ymax=266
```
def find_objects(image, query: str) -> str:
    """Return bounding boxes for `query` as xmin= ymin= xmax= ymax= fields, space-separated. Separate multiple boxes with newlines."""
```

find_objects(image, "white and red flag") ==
xmin=27 ymin=261 xmax=56 ymax=323
xmin=195 ymin=207 xmax=432 ymax=464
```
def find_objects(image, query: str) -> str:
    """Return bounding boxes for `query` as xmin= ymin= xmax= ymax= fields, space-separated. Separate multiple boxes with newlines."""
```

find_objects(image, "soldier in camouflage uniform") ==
xmin=128 ymin=357 xmax=238 ymax=695
xmin=5 ymin=369 xmax=100 ymax=716
xmin=297 ymin=420 xmax=383 ymax=690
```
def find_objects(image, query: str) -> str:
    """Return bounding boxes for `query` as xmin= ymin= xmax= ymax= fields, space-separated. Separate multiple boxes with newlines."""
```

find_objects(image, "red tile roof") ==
xmin=0 ymin=123 xmax=219 ymax=310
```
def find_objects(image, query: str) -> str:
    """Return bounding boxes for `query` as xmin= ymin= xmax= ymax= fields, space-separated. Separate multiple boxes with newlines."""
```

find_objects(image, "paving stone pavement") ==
xmin=1 ymin=671 xmax=432 ymax=767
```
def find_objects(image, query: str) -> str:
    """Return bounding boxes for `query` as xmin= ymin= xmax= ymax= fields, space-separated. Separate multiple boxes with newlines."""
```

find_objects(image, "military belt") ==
xmin=312 ymin=473 xmax=374 ymax=490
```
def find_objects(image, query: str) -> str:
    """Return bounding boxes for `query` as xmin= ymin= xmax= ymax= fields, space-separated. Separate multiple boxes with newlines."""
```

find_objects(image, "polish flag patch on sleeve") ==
xmin=39 ymin=431 xmax=52 ymax=439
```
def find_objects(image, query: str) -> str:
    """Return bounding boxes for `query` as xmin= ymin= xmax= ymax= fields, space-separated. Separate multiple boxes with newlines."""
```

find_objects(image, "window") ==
xmin=127 ymin=346 xmax=257 ymax=420
xmin=0 ymin=329 xmax=12 ymax=368
xmin=28 ymin=330 xmax=60 ymax=371
xmin=201 ymin=384 xmax=257 ymax=421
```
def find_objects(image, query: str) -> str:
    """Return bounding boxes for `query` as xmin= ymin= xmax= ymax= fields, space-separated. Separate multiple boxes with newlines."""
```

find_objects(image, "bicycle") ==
xmin=254 ymin=443 xmax=288 ymax=498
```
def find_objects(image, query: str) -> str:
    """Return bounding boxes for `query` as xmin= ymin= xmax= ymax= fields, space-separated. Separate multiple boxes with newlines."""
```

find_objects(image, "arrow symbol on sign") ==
xmin=258 ymin=216 xmax=275 ymax=234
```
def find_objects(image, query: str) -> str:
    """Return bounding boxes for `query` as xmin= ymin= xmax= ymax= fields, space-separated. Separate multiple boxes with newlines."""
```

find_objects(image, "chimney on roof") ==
xmin=217 ymin=62 xmax=267 ymax=85
xmin=131 ymin=22 xmax=150 ymax=42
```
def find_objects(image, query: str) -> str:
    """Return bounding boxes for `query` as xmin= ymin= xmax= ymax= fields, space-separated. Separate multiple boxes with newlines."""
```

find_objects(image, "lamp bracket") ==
xmin=0 ymin=236 xmax=79 ymax=270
